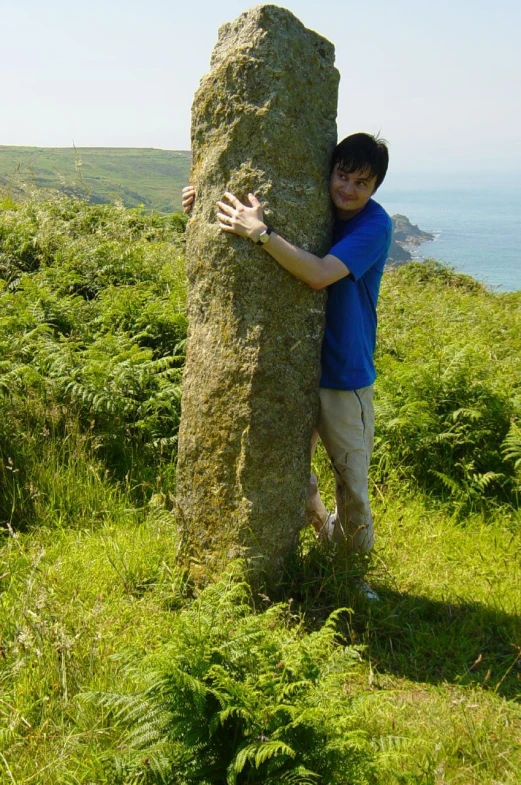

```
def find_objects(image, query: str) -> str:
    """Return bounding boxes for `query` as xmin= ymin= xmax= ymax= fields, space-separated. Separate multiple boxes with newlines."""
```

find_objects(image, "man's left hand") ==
xmin=216 ymin=192 xmax=267 ymax=242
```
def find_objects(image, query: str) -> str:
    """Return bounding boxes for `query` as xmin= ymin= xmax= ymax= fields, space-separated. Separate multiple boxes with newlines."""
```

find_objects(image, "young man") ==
xmin=183 ymin=133 xmax=391 ymax=589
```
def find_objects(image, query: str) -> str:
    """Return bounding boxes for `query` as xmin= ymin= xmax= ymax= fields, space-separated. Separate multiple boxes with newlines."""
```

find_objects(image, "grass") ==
xmin=1 ymin=479 xmax=520 ymax=783
xmin=1 ymin=510 xmax=184 ymax=782
xmin=0 ymin=195 xmax=520 ymax=783
xmin=290 ymin=496 xmax=521 ymax=785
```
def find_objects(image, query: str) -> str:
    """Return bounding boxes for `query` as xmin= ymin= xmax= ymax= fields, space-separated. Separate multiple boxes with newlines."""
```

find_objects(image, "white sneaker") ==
xmin=318 ymin=512 xmax=336 ymax=541
xmin=356 ymin=580 xmax=380 ymax=602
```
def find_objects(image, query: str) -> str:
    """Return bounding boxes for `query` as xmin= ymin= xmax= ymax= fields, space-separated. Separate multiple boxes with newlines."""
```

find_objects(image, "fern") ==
xmin=375 ymin=273 xmax=521 ymax=511
xmin=228 ymin=740 xmax=297 ymax=784
xmin=87 ymin=563 xmax=376 ymax=785
xmin=502 ymin=422 xmax=521 ymax=470
xmin=0 ymin=194 xmax=187 ymax=521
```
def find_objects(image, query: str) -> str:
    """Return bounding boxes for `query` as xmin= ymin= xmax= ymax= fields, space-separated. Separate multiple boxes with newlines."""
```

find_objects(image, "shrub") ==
xmin=374 ymin=262 xmax=521 ymax=510
xmin=88 ymin=564 xmax=377 ymax=785
xmin=0 ymin=196 xmax=187 ymax=524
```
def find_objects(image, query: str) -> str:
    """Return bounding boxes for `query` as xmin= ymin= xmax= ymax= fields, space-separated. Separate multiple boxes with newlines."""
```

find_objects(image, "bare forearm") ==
xmin=215 ymin=191 xmax=349 ymax=289
xmin=261 ymin=232 xmax=325 ymax=289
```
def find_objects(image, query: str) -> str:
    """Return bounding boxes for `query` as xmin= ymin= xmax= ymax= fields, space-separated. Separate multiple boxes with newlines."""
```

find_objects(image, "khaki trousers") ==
xmin=311 ymin=385 xmax=375 ymax=554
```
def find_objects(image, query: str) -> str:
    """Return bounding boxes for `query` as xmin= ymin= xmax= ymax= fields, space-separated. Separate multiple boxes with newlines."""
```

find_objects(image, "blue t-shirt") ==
xmin=320 ymin=198 xmax=392 ymax=390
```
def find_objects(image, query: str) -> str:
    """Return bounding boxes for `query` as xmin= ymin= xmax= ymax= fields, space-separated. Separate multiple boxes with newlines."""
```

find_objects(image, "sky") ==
xmin=2 ymin=0 xmax=520 ymax=175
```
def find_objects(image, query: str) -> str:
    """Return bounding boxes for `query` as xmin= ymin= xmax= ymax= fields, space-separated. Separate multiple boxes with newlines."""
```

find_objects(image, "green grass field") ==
xmin=0 ymin=195 xmax=520 ymax=783
xmin=0 ymin=146 xmax=191 ymax=212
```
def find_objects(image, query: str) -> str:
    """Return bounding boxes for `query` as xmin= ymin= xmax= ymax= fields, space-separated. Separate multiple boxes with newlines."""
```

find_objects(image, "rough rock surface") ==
xmin=387 ymin=215 xmax=436 ymax=266
xmin=176 ymin=5 xmax=339 ymax=589
xmin=392 ymin=214 xmax=435 ymax=248
xmin=387 ymin=237 xmax=412 ymax=265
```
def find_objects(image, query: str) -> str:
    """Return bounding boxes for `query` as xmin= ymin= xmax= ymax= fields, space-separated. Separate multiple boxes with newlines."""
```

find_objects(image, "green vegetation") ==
xmin=0 ymin=195 xmax=520 ymax=784
xmin=375 ymin=261 xmax=521 ymax=511
xmin=0 ymin=194 xmax=187 ymax=528
xmin=0 ymin=147 xmax=191 ymax=213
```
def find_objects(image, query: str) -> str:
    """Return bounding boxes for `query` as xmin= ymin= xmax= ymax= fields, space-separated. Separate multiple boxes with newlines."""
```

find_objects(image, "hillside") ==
xmin=0 ymin=194 xmax=520 ymax=784
xmin=0 ymin=146 xmax=191 ymax=212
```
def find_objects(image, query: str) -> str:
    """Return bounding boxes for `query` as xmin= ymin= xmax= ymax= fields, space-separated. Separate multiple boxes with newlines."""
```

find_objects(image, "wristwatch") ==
xmin=255 ymin=227 xmax=272 ymax=245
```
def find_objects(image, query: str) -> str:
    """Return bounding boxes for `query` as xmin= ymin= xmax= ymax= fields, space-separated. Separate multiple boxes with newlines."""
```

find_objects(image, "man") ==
xmin=183 ymin=132 xmax=391 ymax=596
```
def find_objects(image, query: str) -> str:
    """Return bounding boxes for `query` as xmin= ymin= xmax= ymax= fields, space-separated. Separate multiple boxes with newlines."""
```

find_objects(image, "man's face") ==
xmin=329 ymin=164 xmax=378 ymax=219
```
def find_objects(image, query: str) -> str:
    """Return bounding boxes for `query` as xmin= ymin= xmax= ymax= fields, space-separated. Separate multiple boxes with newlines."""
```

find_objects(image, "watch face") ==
xmin=260 ymin=232 xmax=269 ymax=243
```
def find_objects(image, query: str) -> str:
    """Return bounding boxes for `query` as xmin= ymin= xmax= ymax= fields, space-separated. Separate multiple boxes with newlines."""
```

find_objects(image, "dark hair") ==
xmin=331 ymin=132 xmax=389 ymax=191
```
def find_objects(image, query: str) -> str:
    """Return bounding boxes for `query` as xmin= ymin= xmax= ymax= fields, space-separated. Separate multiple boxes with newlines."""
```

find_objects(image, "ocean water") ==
xmin=377 ymin=176 xmax=521 ymax=292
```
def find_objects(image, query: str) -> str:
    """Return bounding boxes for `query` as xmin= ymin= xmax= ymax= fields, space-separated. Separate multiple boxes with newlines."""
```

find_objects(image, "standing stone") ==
xmin=176 ymin=4 xmax=339 ymax=590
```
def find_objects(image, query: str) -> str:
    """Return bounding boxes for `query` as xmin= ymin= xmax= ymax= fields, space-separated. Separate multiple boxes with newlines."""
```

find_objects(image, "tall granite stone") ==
xmin=176 ymin=4 xmax=339 ymax=589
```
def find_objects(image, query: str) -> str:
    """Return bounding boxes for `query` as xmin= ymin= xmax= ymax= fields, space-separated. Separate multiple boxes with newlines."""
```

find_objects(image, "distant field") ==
xmin=0 ymin=146 xmax=191 ymax=212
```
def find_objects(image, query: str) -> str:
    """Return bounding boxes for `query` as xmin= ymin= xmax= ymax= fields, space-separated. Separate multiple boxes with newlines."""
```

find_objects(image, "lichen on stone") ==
xmin=176 ymin=4 xmax=339 ymax=591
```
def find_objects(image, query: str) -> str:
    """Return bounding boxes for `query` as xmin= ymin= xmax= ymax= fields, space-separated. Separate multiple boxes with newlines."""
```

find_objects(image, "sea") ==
xmin=377 ymin=174 xmax=521 ymax=292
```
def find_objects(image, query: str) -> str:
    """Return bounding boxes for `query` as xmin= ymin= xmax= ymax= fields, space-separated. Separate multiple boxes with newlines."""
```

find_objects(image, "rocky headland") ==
xmin=388 ymin=213 xmax=435 ymax=265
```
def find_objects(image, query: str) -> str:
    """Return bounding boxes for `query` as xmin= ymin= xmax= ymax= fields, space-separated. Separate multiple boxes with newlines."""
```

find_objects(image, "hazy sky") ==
xmin=2 ymin=0 xmax=520 ymax=174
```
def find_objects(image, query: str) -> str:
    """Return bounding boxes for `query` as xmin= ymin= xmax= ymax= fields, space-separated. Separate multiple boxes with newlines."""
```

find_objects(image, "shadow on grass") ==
xmin=360 ymin=587 xmax=521 ymax=701
xmin=282 ymin=541 xmax=521 ymax=702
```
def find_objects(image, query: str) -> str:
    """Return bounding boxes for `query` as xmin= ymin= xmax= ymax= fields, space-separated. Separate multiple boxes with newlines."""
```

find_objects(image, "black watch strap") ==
xmin=255 ymin=227 xmax=272 ymax=245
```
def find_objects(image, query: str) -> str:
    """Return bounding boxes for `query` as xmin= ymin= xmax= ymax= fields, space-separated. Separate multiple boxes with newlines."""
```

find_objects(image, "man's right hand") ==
xmin=182 ymin=185 xmax=196 ymax=214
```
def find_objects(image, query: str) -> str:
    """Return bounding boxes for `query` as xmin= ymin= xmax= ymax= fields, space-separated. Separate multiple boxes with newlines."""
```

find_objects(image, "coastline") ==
xmin=380 ymin=184 xmax=521 ymax=292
